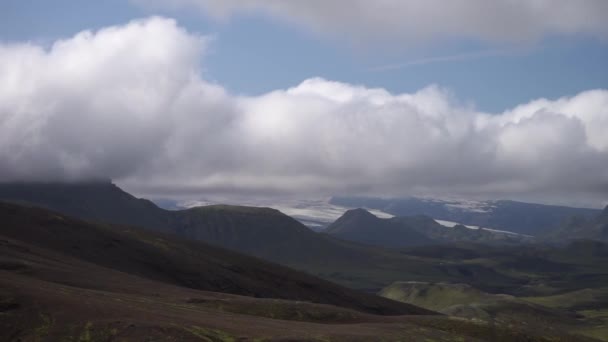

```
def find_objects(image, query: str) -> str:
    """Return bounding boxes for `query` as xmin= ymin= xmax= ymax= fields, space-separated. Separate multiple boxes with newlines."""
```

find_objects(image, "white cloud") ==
xmin=134 ymin=0 xmax=608 ymax=43
xmin=1 ymin=17 xmax=607 ymax=205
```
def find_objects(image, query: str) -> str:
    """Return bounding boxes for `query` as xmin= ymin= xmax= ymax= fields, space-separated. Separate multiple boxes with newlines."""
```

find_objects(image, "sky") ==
xmin=1 ymin=1 xmax=607 ymax=207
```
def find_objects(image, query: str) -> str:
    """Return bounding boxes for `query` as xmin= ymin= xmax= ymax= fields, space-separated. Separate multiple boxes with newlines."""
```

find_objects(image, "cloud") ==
xmin=368 ymin=48 xmax=526 ymax=71
xmin=0 ymin=17 xmax=208 ymax=181
xmin=1 ymin=17 xmax=607 ymax=205
xmin=134 ymin=0 xmax=608 ymax=44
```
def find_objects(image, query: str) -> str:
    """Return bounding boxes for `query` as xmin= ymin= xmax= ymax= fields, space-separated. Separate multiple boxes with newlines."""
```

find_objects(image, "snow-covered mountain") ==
xmin=162 ymin=198 xmax=393 ymax=230
xmin=153 ymin=195 xmax=600 ymax=237
xmin=330 ymin=196 xmax=601 ymax=236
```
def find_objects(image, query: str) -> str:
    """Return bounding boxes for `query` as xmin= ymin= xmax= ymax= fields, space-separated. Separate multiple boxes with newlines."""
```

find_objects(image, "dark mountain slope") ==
xmin=0 ymin=201 xmax=434 ymax=316
xmin=0 ymin=180 xmax=169 ymax=230
xmin=549 ymin=206 xmax=608 ymax=242
xmin=169 ymin=205 xmax=377 ymax=266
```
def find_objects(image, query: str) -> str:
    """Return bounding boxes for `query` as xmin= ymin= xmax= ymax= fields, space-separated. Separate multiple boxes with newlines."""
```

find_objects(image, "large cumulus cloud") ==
xmin=134 ymin=0 xmax=608 ymax=43
xmin=1 ymin=17 xmax=607 ymax=204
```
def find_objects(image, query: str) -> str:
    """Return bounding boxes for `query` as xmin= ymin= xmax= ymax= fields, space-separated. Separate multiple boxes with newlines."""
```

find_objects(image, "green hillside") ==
xmin=523 ymin=288 xmax=608 ymax=341
xmin=379 ymin=281 xmax=604 ymax=340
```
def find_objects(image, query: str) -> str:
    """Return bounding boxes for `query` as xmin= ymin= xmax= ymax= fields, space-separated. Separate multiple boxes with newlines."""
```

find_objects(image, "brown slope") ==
xmin=0 ymin=201 xmax=434 ymax=316
xmin=1 ymin=233 xmax=591 ymax=342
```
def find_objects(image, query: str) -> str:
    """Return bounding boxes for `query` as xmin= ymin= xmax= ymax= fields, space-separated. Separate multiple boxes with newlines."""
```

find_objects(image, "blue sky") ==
xmin=2 ymin=0 xmax=607 ymax=112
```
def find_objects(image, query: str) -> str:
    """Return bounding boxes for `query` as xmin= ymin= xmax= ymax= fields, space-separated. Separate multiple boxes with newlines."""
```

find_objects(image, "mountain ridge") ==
xmin=0 ymin=181 xmax=532 ymax=293
xmin=0 ymin=181 xmax=367 ymax=265
xmin=327 ymin=208 xmax=534 ymax=247
xmin=0 ymin=200 xmax=434 ymax=316
xmin=330 ymin=196 xmax=601 ymax=236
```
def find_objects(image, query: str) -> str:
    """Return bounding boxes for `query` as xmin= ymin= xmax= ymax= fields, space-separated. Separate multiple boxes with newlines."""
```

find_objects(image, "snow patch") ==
xmin=434 ymin=219 xmax=531 ymax=237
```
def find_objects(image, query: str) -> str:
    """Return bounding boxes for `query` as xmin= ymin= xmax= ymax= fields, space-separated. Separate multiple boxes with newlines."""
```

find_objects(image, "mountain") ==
xmin=325 ymin=208 xmax=433 ymax=247
xmin=393 ymin=215 xmax=534 ymax=244
xmin=549 ymin=206 xmax=608 ymax=242
xmin=0 ymin=180 xmax=169 ymax=231
xmin=0 ymin=181 xmax=589 ymax=297
xmin=0 ymin=182 xmax=529 ymax=293
xmin=330 ymin=196 xmax=601 ymax=236
xmin=0 ymin=181 xmax=371 ymax=267
xmin=168 ymin=198 xmax=395 ymax=229
xmin=3 ymin=181 xmax=605 ymax=300
xmin=326 ymin=209 xmax=533 ymax=247
xmin=0 ymin=201 xmax=430 ymax=316
xmin=167 ymin=205 xmax=373 ymax=266
xmin=4 ymin=202 xmax=589 ymax=341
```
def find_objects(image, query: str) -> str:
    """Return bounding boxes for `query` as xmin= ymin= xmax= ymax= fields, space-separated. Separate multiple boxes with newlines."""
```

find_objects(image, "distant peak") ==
xmin=325 ymin=207 xmax=383 ymax=234
xmin=342 ymin=208 xmax=378 ymax=219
